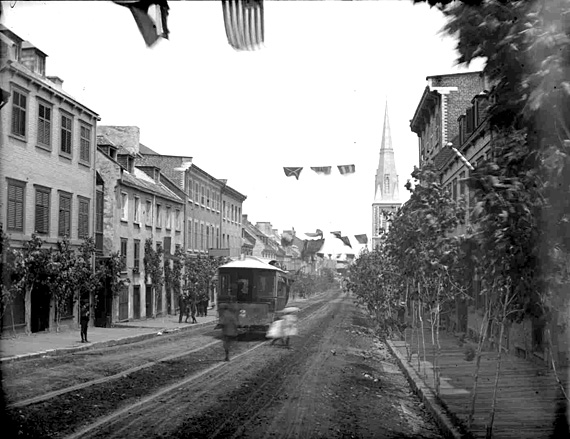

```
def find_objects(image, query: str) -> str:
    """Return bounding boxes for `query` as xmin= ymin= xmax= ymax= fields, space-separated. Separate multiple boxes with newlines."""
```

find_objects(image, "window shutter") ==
xmin=8 ymin=184 xmax=24 ymax=231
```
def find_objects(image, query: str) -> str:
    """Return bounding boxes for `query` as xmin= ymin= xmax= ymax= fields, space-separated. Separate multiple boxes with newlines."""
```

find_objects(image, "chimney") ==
xmin=47 ymin=76 xmax=64 ymax=89
xmin=97 ymin=126 xmax=140 ymax=156
xmin=21 ymin=41 xmax=47 ymax=76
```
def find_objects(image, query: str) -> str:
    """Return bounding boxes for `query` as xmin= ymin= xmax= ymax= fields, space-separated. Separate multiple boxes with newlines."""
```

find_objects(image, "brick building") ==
xmin=96 ymin=127 xmax=184 ymax=324
xmin=0 ymin=25 xmax=99 ymax=333
xmin=136 ymin=154 xmax=246 ymax=259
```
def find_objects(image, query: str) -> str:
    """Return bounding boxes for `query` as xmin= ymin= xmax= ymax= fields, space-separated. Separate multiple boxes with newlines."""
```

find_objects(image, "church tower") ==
xmin=372 ymin=101 xmax=401 ymax=249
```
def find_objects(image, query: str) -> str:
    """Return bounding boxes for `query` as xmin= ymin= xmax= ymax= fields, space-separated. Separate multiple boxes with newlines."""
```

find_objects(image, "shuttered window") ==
xmin=35 ymin=188 xmax=50 ymax=234
xmin=37 ymin=102 xmax=52 ymax=147
xmin=95 ymin=190 xmax=104 ymax=234
xmin=80 ymin=124 xmax=91 ymax=163
xmin=7 ymin=181 xmax=25 ymax=232
xmin=11 ymin=90 xmax=26 ymax=137
xmin=78 ymin=197 xmax=89 ymax=239
xmin=58 ymin=193 xmax=72 ymax=237
xmin=60 ymin=113 xmax=72 ymax=155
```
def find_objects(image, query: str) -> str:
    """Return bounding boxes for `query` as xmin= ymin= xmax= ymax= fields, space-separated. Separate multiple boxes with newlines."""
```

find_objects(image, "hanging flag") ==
xmin=330 ymin=231 xmax=342 ymax=239
xmin=114 ymin=0 xmax=170 ymax=47
xmin=310 ymin=166 xmax=332 ymax=175
xmin=337 ymin=164 xmax=356 ymax=175
xmin=354 ymin=234 xmax=368 ymax=244
xmin=305 ymin=229 xmax=323 ymax=238
xmin=222 ymin=0 xmax=264 ymax=51
xmin=283 ymin=167 xmax=303 ymax=180
xmin=340 ymin=236 xmax=352 ymax=248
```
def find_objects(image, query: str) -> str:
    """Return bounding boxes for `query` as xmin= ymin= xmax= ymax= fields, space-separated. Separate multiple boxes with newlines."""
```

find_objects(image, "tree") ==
xmin=414 ymin=0 xmax=570 ymax=433
xmin=144 ymin=238 xmax=164 ymax=317
xmin=3 ymin=235 xmax=50 ymax=334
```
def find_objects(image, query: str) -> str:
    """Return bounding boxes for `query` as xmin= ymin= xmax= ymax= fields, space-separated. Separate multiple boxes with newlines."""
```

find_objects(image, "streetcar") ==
xmin=217 ymin=256 xmax=290 ymax=331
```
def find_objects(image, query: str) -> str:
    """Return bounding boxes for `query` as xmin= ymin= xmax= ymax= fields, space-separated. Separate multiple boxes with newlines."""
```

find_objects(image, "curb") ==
xmin=385 ymin=339 xmax=471 ymax=439
xmin=0 ymin=319 xmax=217 ymax=364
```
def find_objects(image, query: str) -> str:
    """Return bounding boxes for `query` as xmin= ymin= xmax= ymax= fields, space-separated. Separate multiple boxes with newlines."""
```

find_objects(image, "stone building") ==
xmin=136 ymin=154 xmax=246 ymax=259
xmin=372 ymin=102 xmax=401 ymax=248
xmin=95 ymin=127 xmax=184 ymax=324
xmin=0 ymin=25 xmax=99 ymax=333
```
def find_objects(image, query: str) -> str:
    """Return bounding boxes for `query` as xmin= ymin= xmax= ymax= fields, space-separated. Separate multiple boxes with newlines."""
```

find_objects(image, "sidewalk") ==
xmin=387 ymin=326 xmax=567 ymax=439
xmin=0 ymin=313 xmax=218 ymax=363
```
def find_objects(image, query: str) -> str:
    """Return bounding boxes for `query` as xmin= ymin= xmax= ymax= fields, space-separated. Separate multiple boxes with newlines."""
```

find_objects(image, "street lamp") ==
xmin=447 ymin=142 xmax=474 ymax=171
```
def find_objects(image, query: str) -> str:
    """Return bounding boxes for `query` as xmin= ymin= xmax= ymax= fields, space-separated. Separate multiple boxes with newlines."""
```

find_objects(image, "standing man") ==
xmin=80 ymin=303 xmax=90 ymax=343
xmin=220 ymin=303 xmax=238 ymax=361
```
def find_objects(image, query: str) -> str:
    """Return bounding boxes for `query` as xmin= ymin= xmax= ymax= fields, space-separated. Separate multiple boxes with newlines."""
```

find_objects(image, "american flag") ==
xmin=283 ymin=167 xmax=303 ymax=180
xmin=337 ymin=164 xmax=356 ymax=175
xmin=311 ymin=166 xmax=332 ymax=175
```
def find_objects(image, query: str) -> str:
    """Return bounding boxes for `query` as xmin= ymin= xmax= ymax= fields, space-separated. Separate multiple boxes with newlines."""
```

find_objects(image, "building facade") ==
xmin=372 ymin=102 xmax=401 ymax=249
xmin=96 ymin=127 xmax=184 ymax=325
xmin=1 ymin=25 xmax=99 ymax=333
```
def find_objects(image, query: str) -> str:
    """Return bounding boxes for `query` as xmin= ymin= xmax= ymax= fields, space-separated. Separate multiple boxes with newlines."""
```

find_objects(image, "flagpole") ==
xmin=446 ymin=142 xmax=474 ymax=171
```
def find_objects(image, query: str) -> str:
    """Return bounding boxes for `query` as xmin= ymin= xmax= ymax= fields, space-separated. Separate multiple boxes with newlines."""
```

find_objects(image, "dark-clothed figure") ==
xmin=220 ymin=304 xmax=238 ymax=361
xmin=178 ymin=295 xmax=186 ymax=323
xmin=80 ymin=303 xmax=90 ymax=343
xmin=190 ymin=300 xmax=198 ymax=324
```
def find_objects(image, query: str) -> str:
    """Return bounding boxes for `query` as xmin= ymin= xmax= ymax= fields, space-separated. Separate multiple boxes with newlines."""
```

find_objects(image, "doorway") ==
xmin=30 ymin=286 xmax=50 ymax=333
xmin=145 ymin=285 xmax=152 ymax=318
xmin=133 ymin=285 xmax=141 ymax=320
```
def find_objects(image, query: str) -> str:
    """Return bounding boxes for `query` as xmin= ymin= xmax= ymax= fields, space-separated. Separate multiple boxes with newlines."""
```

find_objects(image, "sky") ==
xmin=1 ymin=0 xmax=484 ymax=247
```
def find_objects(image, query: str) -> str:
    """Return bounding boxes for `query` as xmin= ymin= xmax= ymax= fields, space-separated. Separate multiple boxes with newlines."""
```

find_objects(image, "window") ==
xmin=201 ymin=186 xmax=205 ymax=205
xmin=384 ymin=175 xmax=390 ymax=195
xmin=133 ymin=240 xmax=140 ymax=272
xmin=194 ymin=220 xmax=198 ymax=250
xmin=11 ymin=89 xmax=27 ymax=137
xmin=145 ymin=200 xmax=152 ymax=225
xmin=195 ymin=182 xmax=199 ymax=203
xmin=121 ymin=192 xmax=128 ymax=221
xmin=201 ymin=224 xmax=204 ymax=250
xmin=223 ymin=201 xmax=226 ymax=219
xmin=120 ymin=238 xmax=128 ymax=270
xmin=60 ymin=113 xmax=73 ymax=156
xmin=166 ymin=206 xmax=172 ymax=230
xmin=58 ymin=192 xmax=72 ymax=237
xmin=216 ymin=227 xmax=220 ymax=248
xmin=207 ymin=188 xmax=210 ymax=208
xmin=37 ymin=102 xmax=52 ymax=147
xmin=33 ymin=187 xmax=50 ymax=235
xmin=459 ymin=171 xmax=466 ymax=198
xmin=452 ymin=178 xmax=458 ymax=202
xmin=156 ymin=204 xmax=162 ymax=228
xmin=188 ymin=179 xmax=193 ymax=200
xmin=7 ymin=180 xmax=25 ymax=232
xmin=238 ymin=207 xmax=241 ymax=223
xmin=206 ymin=225 xmax=210 ymax=249
xmin=134 ymin=196 xmax=140 ymax=223
xmin=79 ymin=123 xmax=91 ymax=163
xmin=175 ymin=209 xmax=181 ymax=231
xmin=78 ymin=197 xmax=89 ymax=239
xmin=188 ymin=220 xmax=192 ymax=249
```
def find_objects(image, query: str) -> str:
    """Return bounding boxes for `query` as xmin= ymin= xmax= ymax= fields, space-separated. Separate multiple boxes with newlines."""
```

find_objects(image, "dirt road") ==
xmin=4 ymin=290 xmax=442 ymax=438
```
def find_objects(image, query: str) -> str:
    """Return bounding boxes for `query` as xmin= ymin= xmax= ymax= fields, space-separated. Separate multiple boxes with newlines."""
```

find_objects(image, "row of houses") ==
xmin=0 ymin=25 xmax=326 ymax=334
xmin=409 ymin=71 xmax=569 ymax=366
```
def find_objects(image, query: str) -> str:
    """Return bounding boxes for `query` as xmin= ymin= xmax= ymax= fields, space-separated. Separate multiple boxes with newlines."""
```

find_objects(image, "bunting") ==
xmin=305 ymin=229 xmax=323 ymax=238
xmin=310 ymin=166 xmax=332 ymax=175
xmin=337 ymin=164 xmax=356 ymax=175
xmin=330 ymin=231 xmax=342 ymax=239
xmin=354 ymin=234 xmax=368 ymax=244
xmin=114 ymin=0 xmax=170 ymax=47
xmin=283 ymin=167 xmax=303 ymax=180
xmin=222 ymin=0 xmax=264 ymax=51
xmin=340 ymin=236 xmax=352 ymax=248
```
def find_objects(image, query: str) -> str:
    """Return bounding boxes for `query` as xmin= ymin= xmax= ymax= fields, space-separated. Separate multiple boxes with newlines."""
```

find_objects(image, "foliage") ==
xmin=144 ymin=238 xmax=164 ymax=291
xmin=183 ymin=255 xmax=228 ymax=303
xmin=100 ymin=251 xmax=126 ymax=298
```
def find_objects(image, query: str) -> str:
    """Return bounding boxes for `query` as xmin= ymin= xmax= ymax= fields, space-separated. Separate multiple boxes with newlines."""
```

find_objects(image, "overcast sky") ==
xmin=2 ymin=0 xmax=484 ymax=248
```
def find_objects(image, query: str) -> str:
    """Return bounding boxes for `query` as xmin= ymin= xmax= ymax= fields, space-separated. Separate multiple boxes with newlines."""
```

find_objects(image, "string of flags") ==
xmin=283 ymin=165 xmax=356 ymax=180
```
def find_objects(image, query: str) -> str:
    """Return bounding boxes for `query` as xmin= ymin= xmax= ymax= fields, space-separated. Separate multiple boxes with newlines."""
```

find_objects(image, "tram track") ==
xmin=64 ymin=293 xmax=341 ymax=439
xmin=4 ymin=292 xmax=339 ymax=439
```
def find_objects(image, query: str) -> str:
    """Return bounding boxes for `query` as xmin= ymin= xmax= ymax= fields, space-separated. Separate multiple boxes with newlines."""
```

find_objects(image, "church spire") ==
xmin=372 ymin=100 xmax=401 ymax=248
xmin=374 ymin=100 xmax=399 ymax=203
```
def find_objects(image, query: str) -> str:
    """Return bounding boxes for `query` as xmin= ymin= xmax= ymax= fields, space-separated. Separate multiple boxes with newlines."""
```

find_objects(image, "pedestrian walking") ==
xmin=190 ymin=299 xmax=198 ymax=324
xmin=267 ymin=317 xmax=285 ymax=346
xmin=80 ymin=303 xmax=90 ymax=343
xmin=282 ymin=312 xmax=298 ymax=348
xmin=220 ymin=303 xmax=238 ymax=361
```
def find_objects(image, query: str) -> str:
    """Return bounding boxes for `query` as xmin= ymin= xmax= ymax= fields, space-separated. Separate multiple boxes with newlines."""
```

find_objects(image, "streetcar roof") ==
xmin=218 ymin=257 xmax=285 ymax=272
